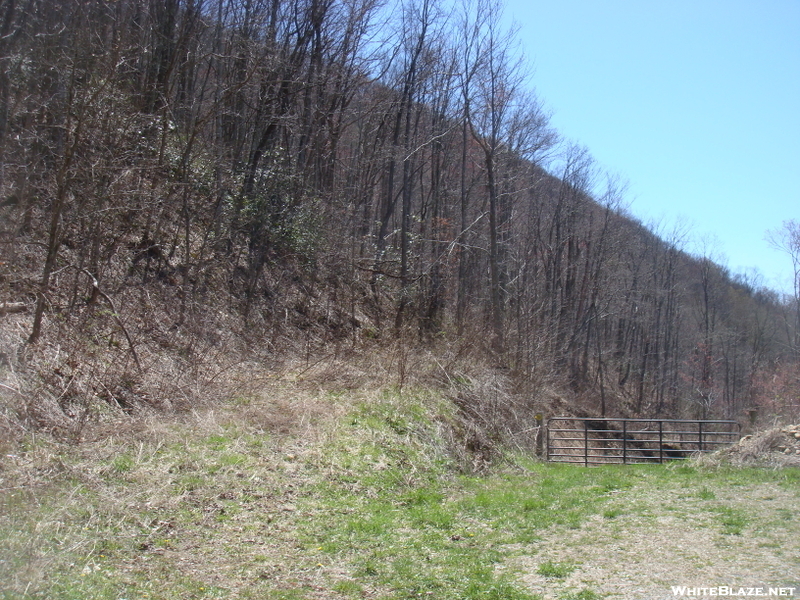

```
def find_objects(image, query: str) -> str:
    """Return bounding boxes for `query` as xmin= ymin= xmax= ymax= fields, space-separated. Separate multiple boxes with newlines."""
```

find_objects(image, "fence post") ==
xmin=623 ymin=420 xmax=628 ymax=464
xmin=535 ymin=414 xmax=544 ymax=457
xmin=698 ymin=421 xmax=704 ymax=452
xmin=658 ymin=421 xmax=663 ymax=463
xmin=584 ymin=420 xmax=589 ymax=467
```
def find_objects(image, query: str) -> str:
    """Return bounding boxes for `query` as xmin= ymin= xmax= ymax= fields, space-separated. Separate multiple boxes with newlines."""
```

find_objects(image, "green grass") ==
xmin=536 ymin=560 xmax=576 ymax=579
xmin=1 ymin=387 xmax=798 ymax=599
xmin=696 ymin=486 xmax=716 ymax=500
xmin=713 ymin=506 xmax=749 ymax=535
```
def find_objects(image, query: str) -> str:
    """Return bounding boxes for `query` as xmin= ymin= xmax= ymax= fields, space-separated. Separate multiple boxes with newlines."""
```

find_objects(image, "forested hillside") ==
xmin=1 ymin=0 xmax=798 ymax=434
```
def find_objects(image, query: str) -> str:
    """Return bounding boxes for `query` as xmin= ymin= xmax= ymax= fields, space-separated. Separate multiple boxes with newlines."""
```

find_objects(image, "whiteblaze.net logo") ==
xmin=671 ymin=587 xmax=797 ymax=597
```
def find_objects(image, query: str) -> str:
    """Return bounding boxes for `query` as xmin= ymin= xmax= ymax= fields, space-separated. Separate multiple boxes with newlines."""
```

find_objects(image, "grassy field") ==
xmin=2 ymin=386 xmax=799 ymax=600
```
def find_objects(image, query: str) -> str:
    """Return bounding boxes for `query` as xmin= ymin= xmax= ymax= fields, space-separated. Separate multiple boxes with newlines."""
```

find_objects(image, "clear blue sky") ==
xmin=503 ymin=0 xmax=800 ymax=296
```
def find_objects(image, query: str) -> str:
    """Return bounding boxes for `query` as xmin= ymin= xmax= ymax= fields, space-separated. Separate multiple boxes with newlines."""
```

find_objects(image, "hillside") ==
xmin=2 ymin=382 xmax=799 ymax=599
xmin=0 ymin=0 xmax=798 ymax=443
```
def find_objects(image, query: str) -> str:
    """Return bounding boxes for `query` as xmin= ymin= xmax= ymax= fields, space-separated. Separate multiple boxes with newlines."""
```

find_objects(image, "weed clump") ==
xmin=536 ymin=560 xmax=576 ymax=579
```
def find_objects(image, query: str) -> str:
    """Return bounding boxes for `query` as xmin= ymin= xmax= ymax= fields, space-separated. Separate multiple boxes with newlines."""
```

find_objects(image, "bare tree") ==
xmin=466 ymin=0 xmax=527 ymax=353
xmin=767 ymin=220 xmax=800 ymax=358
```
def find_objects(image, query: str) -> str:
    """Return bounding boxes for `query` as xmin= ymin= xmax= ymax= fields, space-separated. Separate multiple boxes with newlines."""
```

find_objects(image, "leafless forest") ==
xmin=1 ymin=0 xmax=798 ymax=436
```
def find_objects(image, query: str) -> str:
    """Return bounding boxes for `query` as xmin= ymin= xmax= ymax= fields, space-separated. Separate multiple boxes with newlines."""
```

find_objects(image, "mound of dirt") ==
xmin=701 ymin=424 xmax=800 ymax=467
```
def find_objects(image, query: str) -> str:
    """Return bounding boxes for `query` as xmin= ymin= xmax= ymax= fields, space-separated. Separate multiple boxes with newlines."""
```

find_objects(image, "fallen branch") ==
xmin=0 ymin=382 xmax=24 ymax=396
xmin=0 ymin=302 xmax=27 ymax=315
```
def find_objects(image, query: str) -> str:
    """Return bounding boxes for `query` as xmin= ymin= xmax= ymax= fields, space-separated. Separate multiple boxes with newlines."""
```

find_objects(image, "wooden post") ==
xmin=535 ymin=414 xmax=544 ymax=457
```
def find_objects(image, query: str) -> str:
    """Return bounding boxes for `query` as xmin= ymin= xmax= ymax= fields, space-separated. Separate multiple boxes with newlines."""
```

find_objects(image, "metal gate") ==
xmin=546 ymin=417 xmax=741 ymax=465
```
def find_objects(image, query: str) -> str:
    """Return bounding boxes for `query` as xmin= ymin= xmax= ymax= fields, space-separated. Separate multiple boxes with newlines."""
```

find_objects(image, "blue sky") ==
xmin=503 ymin=0 xmax=800 ymax=296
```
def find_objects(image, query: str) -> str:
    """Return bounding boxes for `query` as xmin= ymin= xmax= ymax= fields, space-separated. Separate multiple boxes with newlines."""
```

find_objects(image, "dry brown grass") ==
xmin=1 ymin=294 xmax=566 ymax=498
xmin=0 ymin=377 xmax=352 ymax=597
